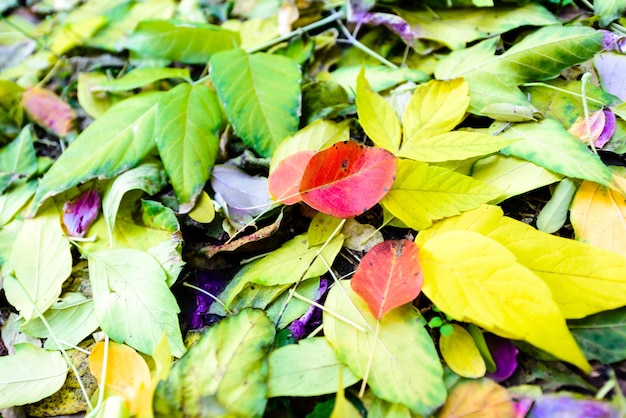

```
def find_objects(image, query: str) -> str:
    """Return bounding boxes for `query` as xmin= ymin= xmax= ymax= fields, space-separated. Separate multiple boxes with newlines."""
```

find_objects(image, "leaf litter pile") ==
xmin=2 ymin=0 xmax=626 ymax=416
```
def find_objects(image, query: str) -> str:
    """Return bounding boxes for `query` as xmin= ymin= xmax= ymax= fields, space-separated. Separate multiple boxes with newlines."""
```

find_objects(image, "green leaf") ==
xmin=0 ymin=125 xmax=37 ymax=177
xmin=0 ymin=343 xmax=67 ymax=408
xmin=101 ymin=161 xmax=168 ymax=247
xmin=125 ymin=19 xmax=239 ymax=63
xmin=356 ymin=67 xmax=402 ymax=153
xmin=420 ymin=230 xmax=590 ymax=371
xmin=153 ymin=309 xmax=275 ymax=418
xmin=435 ymin=26 xmax=603 ymax=115
xmin=380 ymin=159 xmax=501 ymax=230
xmin=28 ymin=92 xmax=163 ymax=215
xmin=91 ymin=67 xmax=191 ymax=92
xmin=536 ymin=178 xmax=578 ymax=233
xmin=88 ymin=248 xmax=185 ymax=357
xmin=331 ymin=65 xmax=428 ymax=99
xmin=267 ymin=337 xmax=359 ymax=397
xmin=211 ymin=49 xmax=302 ymax=157
xmin=499 ymin=118 xmax=613 ymax=187
xmin=4 ymin=201 xmax=72 ymax=321
xmin=0 ymin=179 xmax=37 ymax=226
xmin=323 ymin=281 xmax=446 ymax=416
xmin=569 ymin=307 xmax=626 ymax=363
xmin=155 ymin=83 xmax=222 ymax=212
xmin=595 ymin=0 xmax=626 ymax=27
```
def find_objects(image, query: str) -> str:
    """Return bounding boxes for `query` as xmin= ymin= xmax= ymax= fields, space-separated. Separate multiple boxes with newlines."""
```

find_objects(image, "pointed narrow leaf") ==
xmin=381 ymin=159 xmax=501 ymax=230
xmin=211 ymin=49 xmax=301 ymax=157
xmin=299 ymin=142 xmax=397 ymax=218
xmin=28 ymin=92 xmax=163 ymax=215
xmin=420 ymin=230 xmax=590 ymax=371
xmin=153 ymin=309 xmax=275 ymax=418
xmin=155 ymin=83 xmax=221 ymax=212
xmin=356 ymin=67 xmax=401 ymax=153
xmin=324 ymin=281 xmax=446 ymax=416
xmin=0 ymin=343 xmax=67 ymax=408
xmin=351 ymin=240 xmax=423 ymax=319
xmin=268 ymin=150 xmax=315 ymax=204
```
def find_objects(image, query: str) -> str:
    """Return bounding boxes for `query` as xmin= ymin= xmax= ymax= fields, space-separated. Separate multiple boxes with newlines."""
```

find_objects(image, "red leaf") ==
xmin=268 ymin=150 xmax=315 ymax=204
xmin=351 ymin=239 xmax=423 ymax=319
xmin=21 ymin=86 xmax=75 ymax=137
xmin=299 ymin=141 xmax=396 ymax=218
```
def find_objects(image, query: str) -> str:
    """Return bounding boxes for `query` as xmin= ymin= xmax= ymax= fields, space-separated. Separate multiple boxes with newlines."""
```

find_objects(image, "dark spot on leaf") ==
xmin=341 ymin=159 xmax=349 ymax=171
xmin=383 ymin=187 xmax=388 ymax=192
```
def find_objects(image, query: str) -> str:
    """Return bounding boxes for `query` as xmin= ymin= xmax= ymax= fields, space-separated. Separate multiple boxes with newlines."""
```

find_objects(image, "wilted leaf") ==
xmin=268 ymin=150 xmax=315 ymax=204
xmin=438 ymin=379 xmax=515 ymax=418
xmin=211 ymin=49 xmax=301 ymax=157
xmin=324 ymin=281 xmax=446 ymax=416
xmin=351 ymin=240 xmax=423 ymax=319
xmin=0 ymin=343 xmax=67 ymax=408
xmin=21 ymin=86 xmax=75 ymax=137
xmin=62 ymin=188 xmax=100 ymax=238
xmin=153 ymin=309 xmax=275 ymax=418
xmin=299 ymin=141 xmax=397 ymax=218
xmin=439 ymin=324 xmax=486 ymax=378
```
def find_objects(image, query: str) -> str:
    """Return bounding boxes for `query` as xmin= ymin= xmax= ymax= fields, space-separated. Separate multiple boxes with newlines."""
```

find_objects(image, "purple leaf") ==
xmin=289 ymin=278 xmax=329 ymax=341
xmin=529 ymin=395 xmax=621 ymax=418
xmin=62 ymin=189 xmax=100 ymax=237
xmin=190 ymin=270 xmax=231 ymax=329
xmin=595 ymin=109 xmax=616 ymax=148
xmin=485 ymin=334 xmax=519 ymax=382
xmin=347 ymin=1 xmax=416 ymax=43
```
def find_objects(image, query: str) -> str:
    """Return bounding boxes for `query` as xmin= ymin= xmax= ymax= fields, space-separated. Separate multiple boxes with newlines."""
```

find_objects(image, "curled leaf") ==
xmin=485 ymin=334 xmax=519 ymax=382
xmin=62 ymin=189 xmax=101 ymax=238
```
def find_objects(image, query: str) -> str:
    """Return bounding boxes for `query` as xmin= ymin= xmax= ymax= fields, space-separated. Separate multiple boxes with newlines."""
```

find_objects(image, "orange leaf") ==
xmin=21 ymin=86 xmax=75 ymax=136
xmin=438 ymin=379 xmax=516 ymax=418
xmin=268 ymin=150 xmax=315 ymax=204
xmin=351 ymin=239 xmax=423 ymax=319
xmin=299 ymin=141 xmax=397 ymax=218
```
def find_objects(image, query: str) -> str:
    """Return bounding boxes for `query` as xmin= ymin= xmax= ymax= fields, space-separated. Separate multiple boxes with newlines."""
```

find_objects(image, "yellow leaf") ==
xmin=570 ymin=180 xmax=626 ymax=257
xmin=439 ymin=324 xmax=486 ymax=378
xmin=438 ymin=379 xmax=516 ymax=418
xmin=49 ymin=16 xmax=107 ymax=55
xmin=402 ymin=78 xmax=469 ymax=142
xmin=188 ymin=190 xmax=215 ymax=223
xmin=356 ymin=67 xmax=402 ymax=153
xmin=421 ymin=230 xmax=590 ymax=371
xmin=330 ymin=373 xmax=361 ymax=418
xmin=89 ymin=341 xmax=152 ymax=416
xmin=417 ymin=204 xmax=626 ymax=319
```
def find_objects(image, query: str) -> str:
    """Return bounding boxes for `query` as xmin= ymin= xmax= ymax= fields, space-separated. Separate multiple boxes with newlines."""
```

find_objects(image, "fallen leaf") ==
xmin=439 ymin=324 xmax=486 ymax=379
xmin=62 ymin=188 xmax=101 ymax=238
xmin=21 ymin=86 xmax=75 ymax=136
xmin=268 ymin=150 xmax=315 ymax=204
xmin=438 ymin=379 xmax=516 ymax=418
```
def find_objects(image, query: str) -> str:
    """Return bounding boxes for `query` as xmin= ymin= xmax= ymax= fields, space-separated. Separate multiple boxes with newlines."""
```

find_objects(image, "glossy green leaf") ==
xmin=323 ymin=281 xmax=446 ymax=416
xmin=211 ymin=49 xmax=301 ymax=157
xmin=155 ymin=83 xmax=222 ymax=212
xmin=153 ymin=309 xmax=275 ymax=418
xmin=28 ymin=92 xmax=163 ymax=215
xmin=536 ymin=178 xmax=578 ymax=233
xmin=499 ymin=119 xmax=613 ymax=187
xmin=267 ymin=337 xmax=359 ymax=397
xmin=0 ymin=343 xmax=67 ymax=408
xmin=125 ymin=19 xmax=239 ymax=63
xmin=380 ymin=159 xmax=501 ymax=230
xmin=4 ymin=200 xmax=72 ymax=321
xmin=436 ymin=26 xmax=603 ymax=115
xmin=88 ymin=248 xmax=185 ymax=357
xmin=91 ymin=67 xmax=191 ymax=92
xmin=569 ymin=307 xmax=626 ymax=363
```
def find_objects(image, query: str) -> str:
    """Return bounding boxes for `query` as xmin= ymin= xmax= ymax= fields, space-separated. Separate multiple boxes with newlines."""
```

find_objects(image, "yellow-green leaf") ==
xmin=330 ymin=384 xmax=361 ymax=418
xmin=439 ymin=324 xmax=486 ymax=378
xmin=356 ymin=67 xmax=402 ymax=153
xmin=420 ymin=230 xmax=590 ymax=371
xmin=380 ymin=159 xmax=501 ymax=230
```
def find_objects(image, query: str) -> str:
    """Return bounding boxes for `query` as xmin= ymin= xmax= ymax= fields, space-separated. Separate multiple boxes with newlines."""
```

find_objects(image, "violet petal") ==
xmin=62 ymin=189 xmax=100 ymax=238
xmin=485 ymin=334 xmax=519 ymax=382
xmin=595 ymin=109 xmax=616 ymax=148
xmin=288 ymin=278 xmax=329 ymax=341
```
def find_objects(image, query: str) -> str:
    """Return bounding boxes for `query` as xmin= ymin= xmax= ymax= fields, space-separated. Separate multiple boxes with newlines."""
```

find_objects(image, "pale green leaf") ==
xmin=4 ymin=200 xmax=72 ymax=321
xmin=356 ymin=67 xmax=401 ymax=153
xmin=155 ymin=83 xmax=222 ymax=212
xmin=211 ymin=49 xmax=302 ymax=157
xmin=330 ymin=65 xmax=428 ymax=99
xmin=323 ymin=281 xmax=446 ymax=416
xmin=265 ymin=277 xmax=320 ymax=328
xmin=88 ymin=248 xmax=185 ymax=357
xmin=0 ymin=179 xmax=37 ymax=226
xmin=367 ymin=397 xmax=412 ymax=418
xmin=472 ymin=154 xmax=563 ymax=202
xmin=380 ymin=159 xmax=501 ymax=230
xmin=435 ymin=26 xmax=603 ymax=115
xmin=420 ymin=230 xmax=590 ymax=371
xmin=595 ymin=0 xmax=626 ymax=27
xmin=125 ymin=19 xmax=239 ymax=63
xmin=330 ymin=385 xmax=361 ymax=418
xmin=101 ymin=161 xmax=168 ymax=246
xmin=267 ymin=337 xmax=359 ymax=397
xmin=0 ymin=125 xmax=37 ymax=177
xmin=91 ymin=67 xmax=191 ymax=92
xmin=499 ymin=118 xmax=613 ymax=187
xmin=399 ymin=3 xmax=558 ymax=50
xmin=536 ymin=177 xmax=578 ymax=233
xmin=153 ymin=309 xmax=275 ymax=418
xmin=0 ymin=218 xmax=21 ymax=266
xmin=0 ymin=343 xmax=67 ymax=408
xmin=28 ymin=92 xmax=163 ymax=215
xmin=77 ymin=72 xmax=114 ymax=119
xmin=398 ymin=131 xmax=518 ymax=162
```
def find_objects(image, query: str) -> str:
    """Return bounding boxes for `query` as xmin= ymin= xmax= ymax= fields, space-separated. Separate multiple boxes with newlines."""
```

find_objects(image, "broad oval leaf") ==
xmin=351 ymin=239 xmax=423 ymax=319
xmin=323 ymin=281 xmax=446 ymax=416
xmin=0 ymin=343 xmax=67 ymax=408
xmin=153 ymin=309 xmax=275 ymax=418
xmin=439 ymin=324 xmax=486 ymax=378
xmin=155 ymin=83 xmax=222 ymax=213
xmin=28 ymin=92 xmax=164 ymax=215
xmin=299 ymin=141 xmax=397 ymax=218
xmin=211 ymin=49 xmax=301 ymax=158
xmin=438 ymin=379 xmax=515 ymax=418
xmin=268 ymin=150 xmax=315 ymax=204
xmin=88 ymin=248 xmax=185 ymax=357
xmin=420 ymin=230 xmax=590 ymax=371
xmin=125 ymin=19 xmax=239 ymax=63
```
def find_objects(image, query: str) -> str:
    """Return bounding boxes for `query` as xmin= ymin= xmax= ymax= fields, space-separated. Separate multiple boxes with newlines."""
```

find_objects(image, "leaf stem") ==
xmin=292 ymin=291 xmax=365 ymax=332
xmin=183 ymin=282 xmax=232 ymax=315
xmin=336 ymin=19 xmax=398 ymax=69
xmin=358 ymin=318 xmax=380 ymax=398
xmin=521 ymin=82 xmax=607 ymax=106
xmin=581 ymin=72 xmax=598 ymax=155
